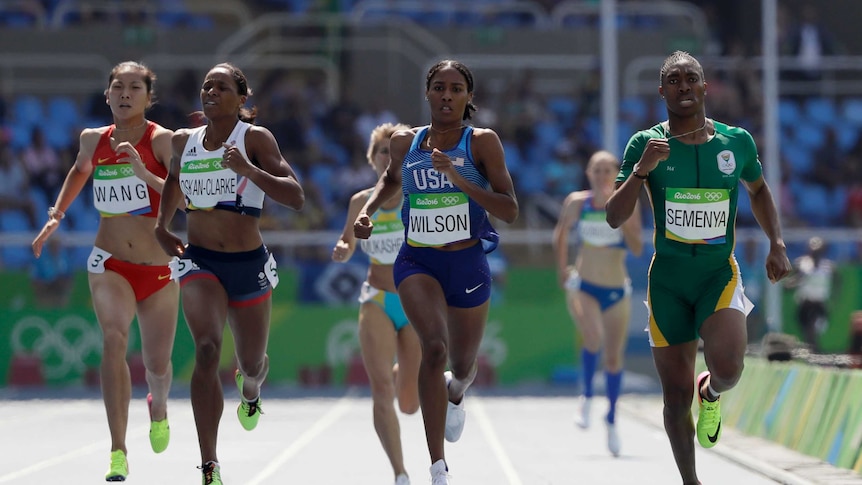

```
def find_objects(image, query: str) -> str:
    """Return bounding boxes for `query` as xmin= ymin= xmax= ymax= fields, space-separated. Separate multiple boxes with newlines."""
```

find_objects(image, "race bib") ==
xmin=406 ymin=192 xmax=470 ymax=246
xmin=169 ymin=257 xmax=196 ymax=280
xmin=579 ymin=211 xmax=623 ymax=247
xmin=665 ymin=188 xmax=729 ymax=244
xmin=92 ymin=164 xmax=151 ymax=216
xmin=360 ymin=218 xmax=404 ymax=265
xmin=86 ymin=247 xmax=112 ymax=274
xmin=179 ymin=158 xmax=238 ymax=209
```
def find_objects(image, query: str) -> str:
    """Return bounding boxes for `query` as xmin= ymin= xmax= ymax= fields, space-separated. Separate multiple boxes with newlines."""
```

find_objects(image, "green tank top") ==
xmin=617 ymin=120 xmax=763 ymax=260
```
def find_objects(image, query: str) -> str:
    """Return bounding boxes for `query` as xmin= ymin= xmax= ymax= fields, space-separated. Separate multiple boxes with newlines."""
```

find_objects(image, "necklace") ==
xmin=666 ymin=119 xmax=707 ymax=140
xmin=425 ymin=124 xmax=464 ymax=148
xmin=114 ymin=120 xmax=147 ymax=132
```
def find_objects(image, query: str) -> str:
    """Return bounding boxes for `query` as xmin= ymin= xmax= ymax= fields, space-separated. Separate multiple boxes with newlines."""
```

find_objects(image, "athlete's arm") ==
xmin=446 ymin=128 xmax=518 ymax=224
xmin=234 ymin=126 xmax=304 ymax=211
xmin=607 ymin=138 xmax=666 ymax=228
xmin=355 ymin=129 xmax=408 ymax=240
xmin=154 ymin=130 xmax=189 ymax=257
xmin=32 ymin=128 xmax=100 ymax=257
xmin=742 ymin=175 xmax=791 ymax=283
xmin=552 ymin=191 xmax=586 ymax=287
xmin=620 ymin=199 xmax=644 ymax=257
xmin=333 ymin=188 xmax=371 ymax=262
xmin=137 ymin=124 xmax=174 ymax=195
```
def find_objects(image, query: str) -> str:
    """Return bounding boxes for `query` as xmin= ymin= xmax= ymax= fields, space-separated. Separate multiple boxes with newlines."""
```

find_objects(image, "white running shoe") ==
xmin=394 ymin=472 xmax=410 ymax=485
xmin=606 ymin=421 xmax=621 ymax=457
xmin=430 ymin=459 xmax=449 ymax=485
xmin=575 ymin=396 xmax=592 ymax=429
xmin=444 ymin=371 xmax=466 ymax=442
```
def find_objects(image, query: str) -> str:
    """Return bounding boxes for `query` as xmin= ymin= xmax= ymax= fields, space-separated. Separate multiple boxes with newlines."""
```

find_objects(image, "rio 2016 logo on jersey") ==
xmin=717 ymin=150 xmax=736 ymax=175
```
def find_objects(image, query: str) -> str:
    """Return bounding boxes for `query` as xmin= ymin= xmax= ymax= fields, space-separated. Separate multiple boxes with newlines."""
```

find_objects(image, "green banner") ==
xmin=0 ymin=268 xmax=574 ymax=386
xmin=5 ymin=265 xmax=862 ymax=387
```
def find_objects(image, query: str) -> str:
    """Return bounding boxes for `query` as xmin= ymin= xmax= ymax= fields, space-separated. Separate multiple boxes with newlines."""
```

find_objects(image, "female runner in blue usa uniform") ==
xmin=354 ymin=60 xmax=518 ymax=485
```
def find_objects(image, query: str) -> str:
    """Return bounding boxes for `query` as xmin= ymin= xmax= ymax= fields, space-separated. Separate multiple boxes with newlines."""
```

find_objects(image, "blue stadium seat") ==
xmin=841 ymin=97 xmax=862 ymax=127
xmin=47 ymin=96 xmax=81 ymax=129
xmin=501 ymin=141 xmax=523 ymax=174
xmin=0 ymin=211 xmax=34 ymax=269
xmin=835 ymin=124 xmax=858 ymax=152
xmin=547 ymin=97 xmax=578 ymax=128
xmin=781 ymin=139 xmax=813 ymax=174
xmin=794 ymin=182 xmax=830 ymax=225
xmin=13 ymin=96 xmax=44 ymax=127
xmin=793 ymin=124 xmax=826 ymax=150
xmin=778 ymin=98 xmax=802 ymax=127
xmin=7 ymin=123 xmax=32 ymax=150
xmin=736 ymin=187 xmax=754 ymax=224
xmin=620 ymin=96 xmax=648 ymax=123
xmin=43 ymin=120 xmax=74 ymax=150
xmin=804 ymin=97 xmax=837 ymax=127
xmin=68 ymin=202 xmax=100 ymax=231
xmin=0 ymin=11 xmax=39 ymax=28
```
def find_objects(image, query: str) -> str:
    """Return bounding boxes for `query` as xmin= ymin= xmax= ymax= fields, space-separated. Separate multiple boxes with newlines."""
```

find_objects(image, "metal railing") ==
xmin=49 ymin=0 xmax=252 ymax=29
xmin=625 ymin=55 xmax=862 ymax=97
xmin=0 ymin=53 xmax=111 ymax=96
xmin=550 ymin=0 xmax=707 ymax=31
xmin=349 ymin=0 xmax=551 ymax=28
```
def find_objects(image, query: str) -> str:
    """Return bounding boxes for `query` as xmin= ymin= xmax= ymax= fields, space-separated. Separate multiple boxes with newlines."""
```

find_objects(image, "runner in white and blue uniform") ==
xmin=552 ymin=150 xmax=643 ymax=457
xmin=332 ymin=122 xmax=421 ymax=485
xmin=154 ymin=63 xmax=304 ymax=485
xmin=353 ymin=60 xmax=519 ymax=485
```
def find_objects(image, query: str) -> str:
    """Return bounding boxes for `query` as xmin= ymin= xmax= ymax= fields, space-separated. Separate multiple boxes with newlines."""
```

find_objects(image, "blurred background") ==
xmin=1 ymin=0 xmax=861 ymax=391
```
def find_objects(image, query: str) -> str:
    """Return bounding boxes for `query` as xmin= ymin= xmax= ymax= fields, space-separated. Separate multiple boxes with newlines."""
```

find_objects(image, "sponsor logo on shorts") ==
xmin=465 ymin=283 xmax=483 ymax=294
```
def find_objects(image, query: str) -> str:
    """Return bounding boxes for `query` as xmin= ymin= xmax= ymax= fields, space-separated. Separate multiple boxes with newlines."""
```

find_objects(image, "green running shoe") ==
xmin=105 ymin=449 xmax=128 ymax=482
xmin=199 ymin=461 xmax=222 ymax=485
xmin=147 ymin=393 xmax=170 ymax=453
xmin=235 ymin=370 xmax=263 ymax=431
xmin=695 ymin=371 xmax=722 ymax=448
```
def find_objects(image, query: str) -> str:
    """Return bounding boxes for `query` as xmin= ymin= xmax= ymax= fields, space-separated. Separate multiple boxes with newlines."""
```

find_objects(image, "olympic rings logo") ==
xmin=440 ymin=196 xmax=461 ymax=205
xmin=326 ymin=319 xmax=360 ymax=366
xmin=119 ymin=166 xmax=135 ymax=177
xmin=11 ymin=316 xmax=103 ymax=379
xmin=704 ymin=191 xmax=724 ymax=202
xmin=479 ymin=320 xmax=507 ymax=367
xmin=211 ymin=159 xmax=223 ymax=170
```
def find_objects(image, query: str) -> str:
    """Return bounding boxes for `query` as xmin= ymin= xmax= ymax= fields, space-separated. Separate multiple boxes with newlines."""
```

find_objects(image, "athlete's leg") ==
xmin=182 ymin=277 xmax=229 ymax=464
xmin=445 ymin=301 xmax=489 ymax=403
xmin=397 ymin=273 xmax=449 ymax=464
xmin=652 ymin=340 xmax=700 ymax=485
xmin=602 ymin=295 xmax=631 ymax=424
xmin=699 ymin=308 xmax=747 ymax=395
xmin=89 ymin=272 xmax=138 ymax=455
xmin=136 ymin=282 xmax=179 ymax=421
xmin=228 ymin=298 xmax=272 ymax=402
xmin=395 ymin=323 xmax=421 ymax=415
xmin=570 ymin=290 xmax=604 ymax=397
xmin=358 ymin=301 xmax=407 ymax=478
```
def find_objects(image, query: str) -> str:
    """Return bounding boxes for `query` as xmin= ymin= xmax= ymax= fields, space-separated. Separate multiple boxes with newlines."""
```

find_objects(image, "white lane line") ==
xmin=245 ymin=388 xmax=358 ymax=485
xmin=0 ymin=424 xmax=148 ymax=483
xmin=471 ymin=396 xmax=523 ymax=485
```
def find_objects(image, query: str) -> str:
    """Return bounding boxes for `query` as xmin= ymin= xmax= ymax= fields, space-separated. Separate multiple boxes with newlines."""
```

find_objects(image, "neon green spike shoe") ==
xmin=695 ymin=371 xmax=722 ymax=448
xmin=199 ymin=461 xmax=223 ymax=485
xmin=105 ymin=449 xmax=128 ymax=482
xmin=148 ymin=393 xmax=170 ymax=453
xmin=235 ymin=370 xmax=263 ymax=431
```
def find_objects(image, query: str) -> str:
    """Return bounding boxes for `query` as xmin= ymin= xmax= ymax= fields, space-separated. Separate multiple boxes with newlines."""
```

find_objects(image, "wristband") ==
xmin=632 ymin=172 xmax=648 ymax=180
xmin=48 ymin=206 xmax=65 ymax=220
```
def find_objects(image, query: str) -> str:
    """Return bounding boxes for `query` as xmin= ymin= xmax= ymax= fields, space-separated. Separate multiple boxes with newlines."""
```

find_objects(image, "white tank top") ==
xmin=179 ymin=121 xmax=265 ymax=217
